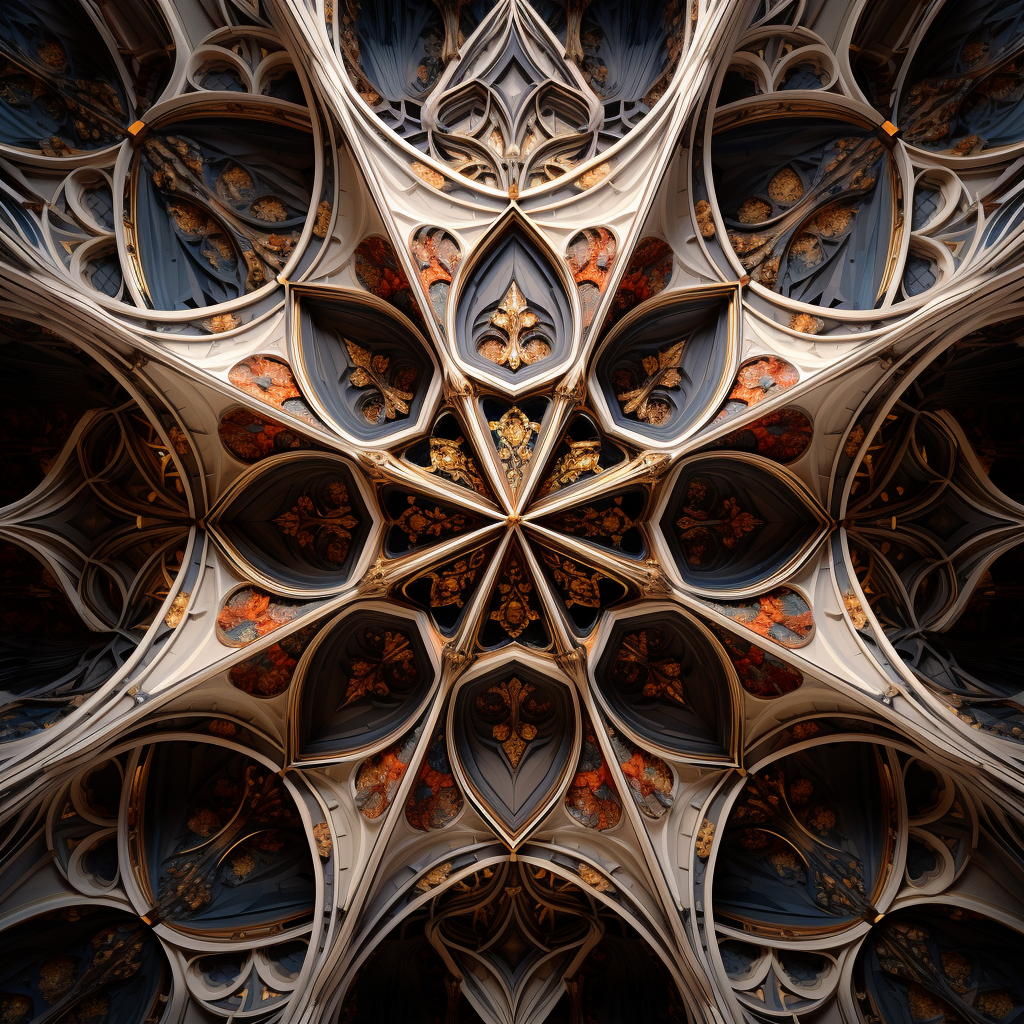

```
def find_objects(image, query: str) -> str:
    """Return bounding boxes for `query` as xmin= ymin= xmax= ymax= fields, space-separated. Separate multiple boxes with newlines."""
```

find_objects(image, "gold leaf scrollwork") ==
xmin=541 ymin=438 xmax=602 ymax=495
xmin=426 ymin=547 xmax=487 ymax=609
xmin=476 ymin=677 xmax=551 ymax=770
xmin=542 ymin=551 xmax=604 ymax=609
xmin=489 ymin=555 xmax=540 ymax=639
xmin=426 ymin=436 xmax=488 ymax=494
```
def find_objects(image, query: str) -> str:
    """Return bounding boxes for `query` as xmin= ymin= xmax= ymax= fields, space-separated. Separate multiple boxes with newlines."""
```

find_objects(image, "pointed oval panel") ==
xmin=593 ymin=285 xmax=736 ymax=445
xmin=658 ymin=453 xmax=826 ymax=595
xmin=594 ymin=608 xmax=739 ymax=763
xmin=293 ymin=288 xmax=437 ymax=443
xmin=449 ymin=664 xmax=578 ymax=845
xmin=291 ymin=606 xmax=437 ymax=764
xmin=209 ymin=453 xmax=375 ymax=595
xmin=452 ymin=217 xmax=576 ymax=385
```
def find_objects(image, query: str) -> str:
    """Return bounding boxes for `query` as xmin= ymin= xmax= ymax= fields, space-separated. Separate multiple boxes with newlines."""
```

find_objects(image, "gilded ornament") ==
xmin=843 ymin=591 xmax=868 ymax=630
xmin=345 ymin=339 xmax=418 ymax=423
xmin=426 ymin=547 xmax=487 ymax=608
xmin=737 ymin=197 xmax=772 ymax=223
xmin=312 ymin=821 xmax=333 ymax=859
xmin=202 ymin=313 xmax=241 ymax=333
xmin=394 ymin=498 xmax=467 ymax=545
xmin=274 ymin=480 xmax=359 ymax=568
xmin=426 ymin=436 xmax=487 ymax=493
xmin=542 ymin=438 xmax=602 ymax=494
xmin=554 ymin=498 xmax=637 ymax=548
xmin=613 ymin=341 xmax=685 ymax=425
xmin=768 ymin=167 xmax=804 ymax=204
xmin=164 ymin=591 xmax=190 ymax=628
xmin=411 ymin=161 xmax=446 ymax=189
xmin=478 ymin=282 xmax=551 ymax=370
xmin=477 ymin=677 xmax=548 ymax=769
xmin=415 ymin=861 xmax=453 ymax=892
xmin=342 ymin=628 xmax=416 ymax=706
xmin=489 ymin=407 xmax=541 ymax=490
xmin=312 ymin=200 xmax=332 ymax=237
xmin=612 ymin=630 xmax=686 ymax=704
xmin=695 ymin=818 xmax=715 ymax=859
xmin=489 ymin=556 xmax=541 ymax=639
xmin=574 ymin=162 xmax=611 ymax=190
xmin=577 ymin=863 xmax=615 ymax=892
xmin=694 ymin=198 xmax=716 ymax=238
xmin=542 ymin=551 xmax=604 ymax=609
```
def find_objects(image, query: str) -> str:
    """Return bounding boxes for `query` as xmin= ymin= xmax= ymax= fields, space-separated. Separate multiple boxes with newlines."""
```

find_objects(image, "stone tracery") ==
xmin=1 ymin=1 xmax=1024 ymax=1024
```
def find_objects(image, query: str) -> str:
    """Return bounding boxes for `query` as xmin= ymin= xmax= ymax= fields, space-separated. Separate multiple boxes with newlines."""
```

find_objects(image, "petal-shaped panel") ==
xmin=594 ymin=608 xmax=739 ymax=763
xmin=290 ymin=605 xmax=436 ymax=764
xmin=208 ymin=453 xmax=375 ymax=594
xmin=449 ymin=664 xmax=578 ymax=845
xmin=592 ymin=285 xmax=737 ymax=446
xmin=292 ymin=288 xmax=438 ymax=443
xmin=452 ymin=217 xmax=576 ymax=386
xmin=657 ymin=453 xmax=828 ymax=594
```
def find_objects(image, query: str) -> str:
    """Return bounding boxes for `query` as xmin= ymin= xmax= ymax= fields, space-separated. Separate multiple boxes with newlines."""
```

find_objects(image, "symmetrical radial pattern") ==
xmin=2 ymin=1 xmax=1024 ymax=1023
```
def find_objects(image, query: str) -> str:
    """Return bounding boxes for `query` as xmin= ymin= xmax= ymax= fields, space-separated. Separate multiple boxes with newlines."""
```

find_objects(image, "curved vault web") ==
xmin=1 ymin=1 xmax=1024 ymax=1024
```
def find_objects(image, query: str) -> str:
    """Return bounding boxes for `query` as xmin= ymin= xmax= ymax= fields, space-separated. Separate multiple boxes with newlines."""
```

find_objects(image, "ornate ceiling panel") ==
xmin=1 ymin=1 xmax=1024 ymax=1024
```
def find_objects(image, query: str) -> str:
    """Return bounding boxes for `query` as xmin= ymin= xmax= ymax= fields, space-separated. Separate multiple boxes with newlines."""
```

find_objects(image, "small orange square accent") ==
xmin=128 ymin=120 xmax=146 ymax=136
xmin=881 ymin=120 xmax=899 ymax=136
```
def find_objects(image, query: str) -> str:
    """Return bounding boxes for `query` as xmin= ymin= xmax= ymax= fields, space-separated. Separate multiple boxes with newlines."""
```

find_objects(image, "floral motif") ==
xmin=345 ymin=339 xmax=418 ymax=424
xmin=711 ymin=409 xmax=812 ymax=464
xmin=341 ymin=628 xmax=416 ymax=706
xmin=566 ymin=722 xmax=622 ymax=831
xmin=611 ymin=629 xmax=685 ymax=705
xmin=714 ymin=356 xmax=799 ymax=424
xmin=406 ymin=730 xmax=463 ymax=831
xmin=229 ymin=623 xmax=321 ymax=697
xmin=488 ymin=554 xmax=541 ymax=640
xmin=410 ymin=226 xmax=461 ymax=320
xmin=489 ymin=407 xmax=541 ymax=491
xmin=613 ymin=341 xmax=685 ymax=425
xmin=711 ymin=625 xmax=803 ymax=698
xmin=424 ymin=436 xmax=488 ymax=494
xmin=675 ymin=479 xmax=763 ymax=566
xmin=540 ymin=438 xmax=603 ymax=495
xmin=353 ymin=236 xmax=423 ymax=323
xmin=478 ymin=282 xmax=550 ymax=370
xmin=551 ymin=497 xmax=638 ymax=549
xmin=610 ymin=728 xmax=675 ymax=818
xmin=228 ymin=356 xmax=322 ymax=426
xmin=474 ymin=677 xmax=551 ymax=770
xmin=274 ymin=481 xmax=359 ymax=569
xmin=355 ymin=730 xmax=418 ymax=820
xmin=566 ymin=227 xmax=618 ymax=328
xmin=425 ymin=547 xmax=487 ymax=609
xmin=604 ymin=237 xmax=674 ymax=328
xmin=219 ymin=407 xmax=315 ymax=463
xmin=542 ymin=551 xmax=604 ymax=609
xmin=393 ymin=497 xmax=468 ymax=545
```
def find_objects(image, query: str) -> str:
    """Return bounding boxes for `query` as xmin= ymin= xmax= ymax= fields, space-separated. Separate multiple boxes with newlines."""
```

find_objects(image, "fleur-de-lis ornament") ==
xmin=614 ymin=341 xmax=686 ymax=425
xmin=479 ymin=282 xmax=551 ymax=370
xmin=345 ymin=339 xmax=417 ymax=423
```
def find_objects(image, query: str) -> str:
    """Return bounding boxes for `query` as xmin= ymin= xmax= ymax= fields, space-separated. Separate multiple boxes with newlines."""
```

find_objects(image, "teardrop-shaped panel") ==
xmin=453 ymin=220 xmax=575 ymax=383
xmin=293 ymin=288 xmax=436 ymax=442
xmin=131 ymin=114 xmax=316 ymax=309
xmin=130 ymin=741 xmax=316 ymax=938
xmin=658 ymin=454 xmax=826 ymax=594
xmin=0 ymin=906 xmax=169 ymax=1024
xmin=0 ymin=1 xmax=130 ymax=155
xmin=713 ymin=742 xmax=896 ymax=937
xmin=209 ymin=453 xmax=374 ymax=593
xmin=710 ymin=108 xmax=902 ymax=309
xmin=594 ymin=609 xmax=738 ymax=762
xmin=565 ymin=715 xmax=622 ymax=831
xmin=450 ymin=665 xmax=577 ymax=844
xmin=291 ymin=607 xmax=436 ymax=763
xmin=593 ymin=286 xmax=736 ymax=445
xmin=709 ymin=622 xmax=804 ymax=698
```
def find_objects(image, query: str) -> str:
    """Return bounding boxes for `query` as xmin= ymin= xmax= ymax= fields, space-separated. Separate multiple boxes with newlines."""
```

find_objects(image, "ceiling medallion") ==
xmin=2 ymin=2 xmax=1024 ymax=1024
